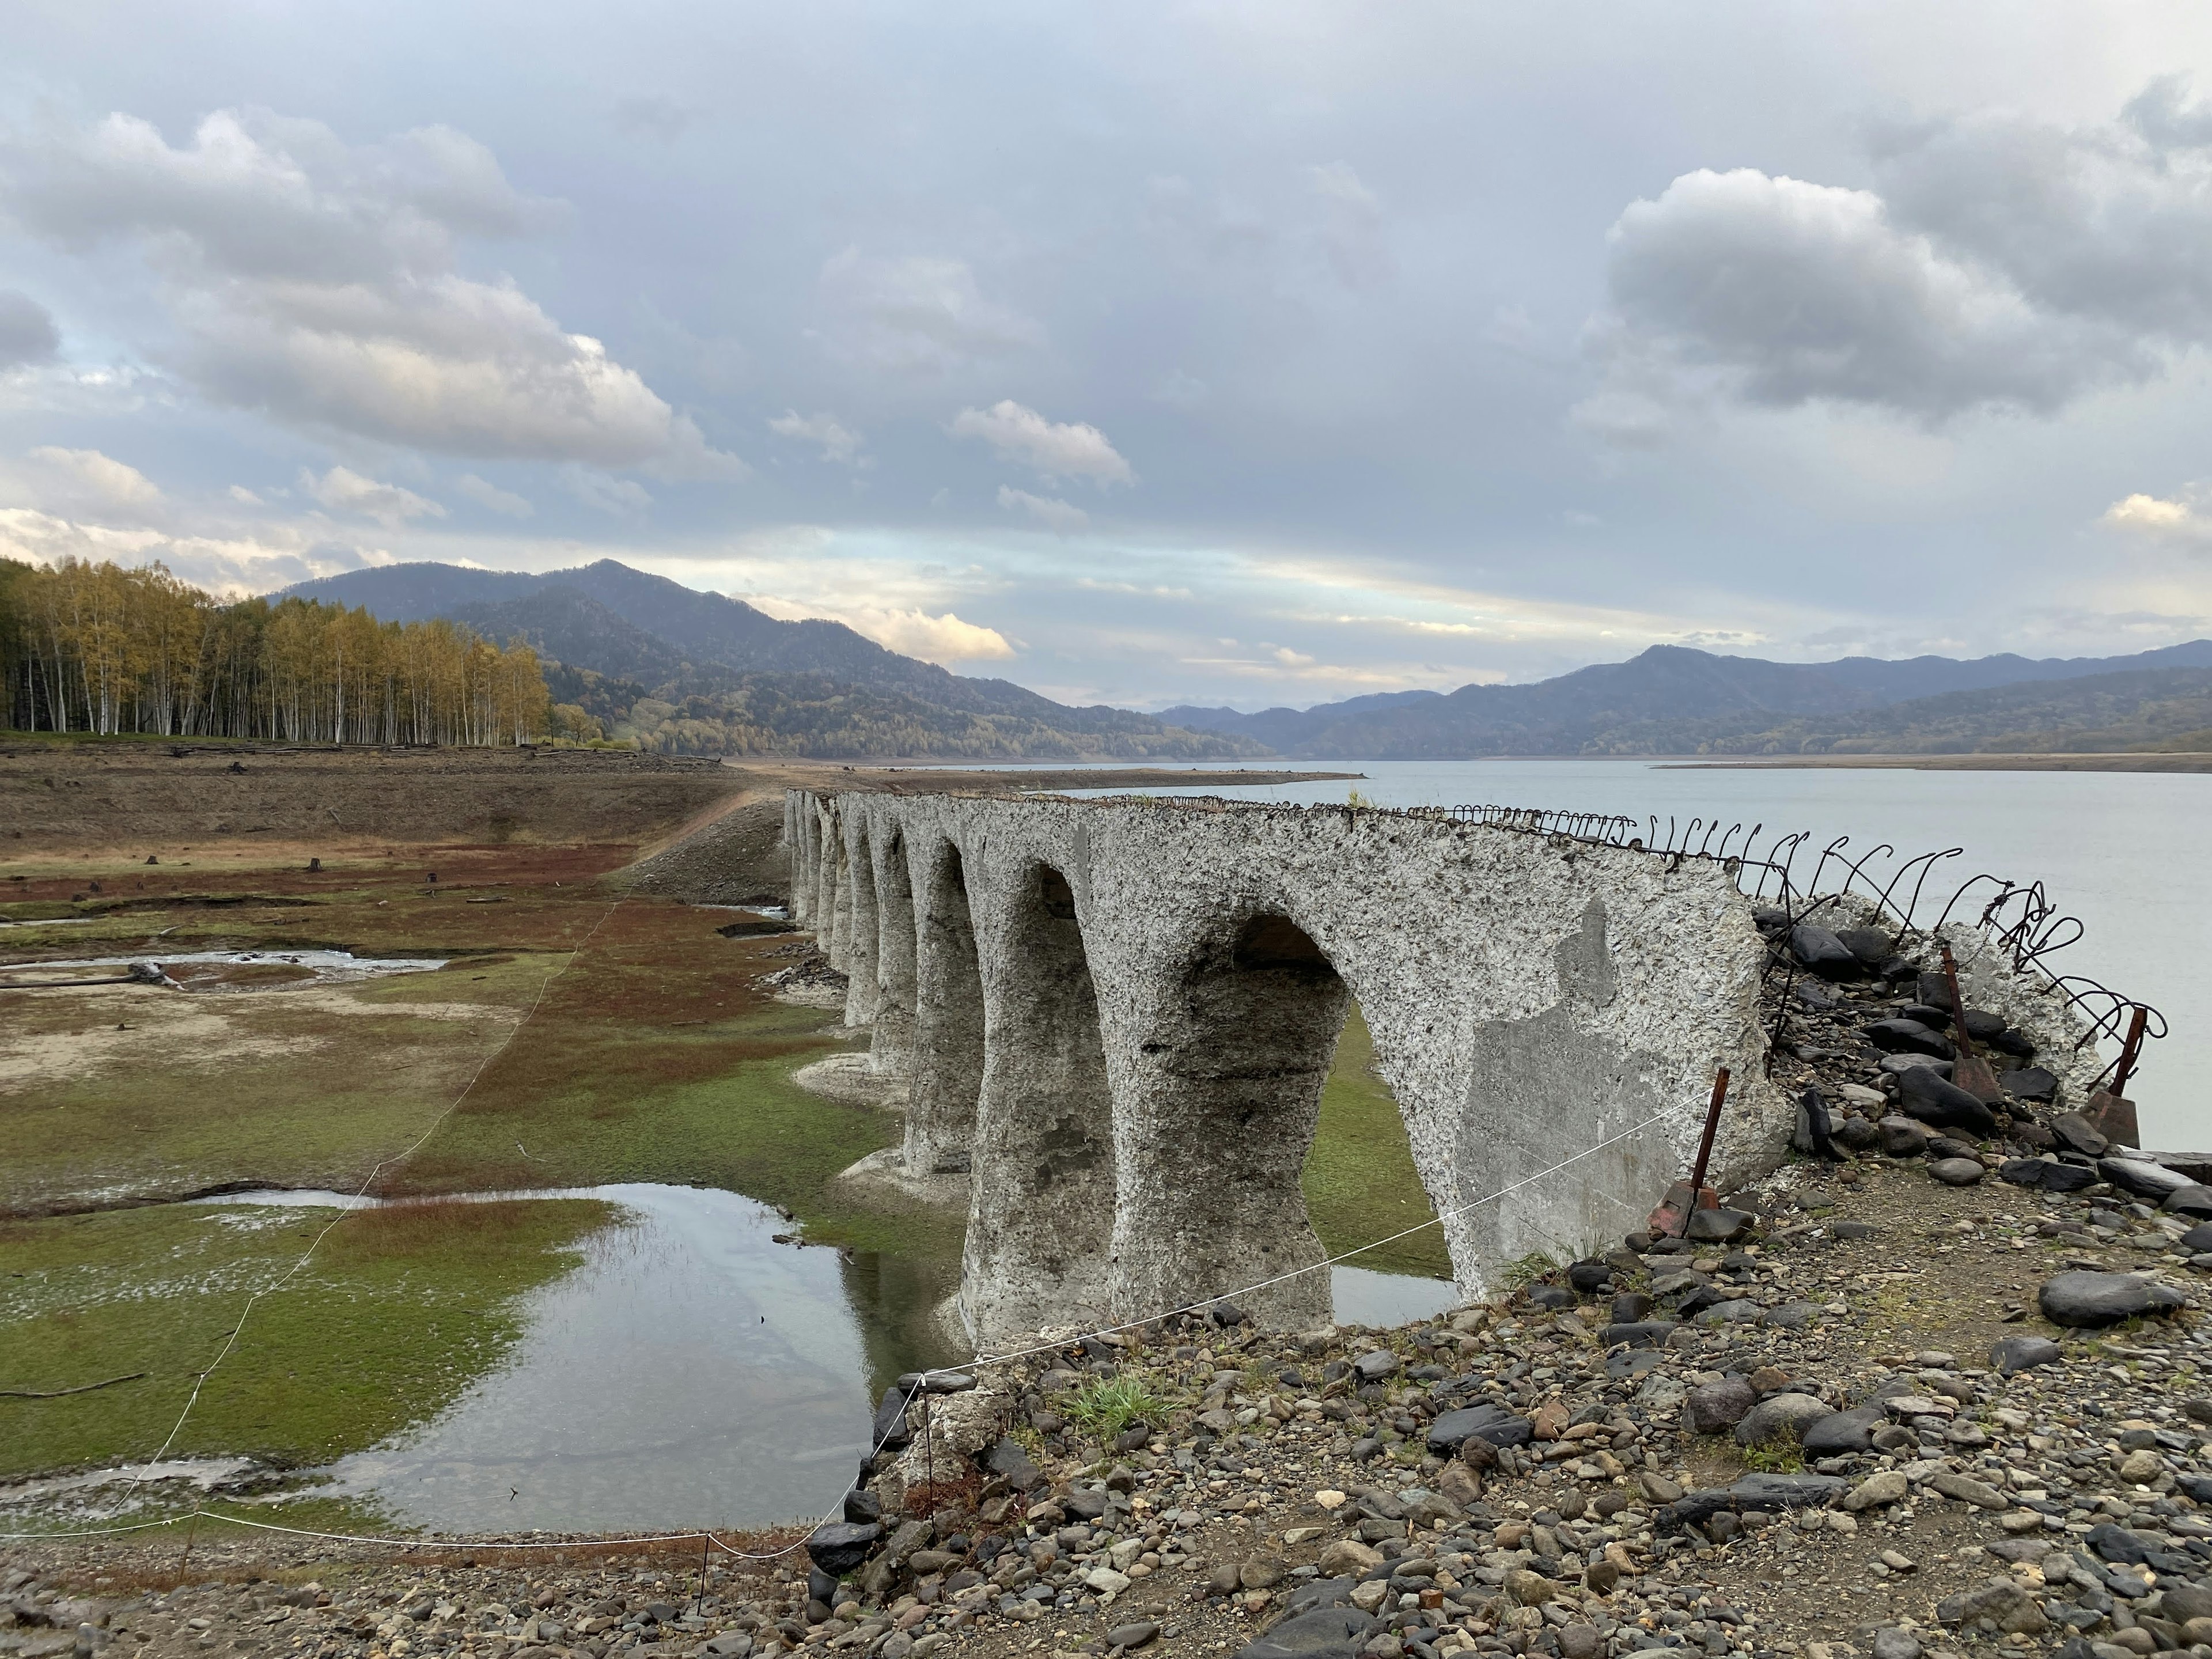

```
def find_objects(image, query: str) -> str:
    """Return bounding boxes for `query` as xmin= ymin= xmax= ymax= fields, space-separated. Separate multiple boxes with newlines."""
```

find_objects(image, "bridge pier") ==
xmin=780 ymin=789 xmax=1789 ymax=1349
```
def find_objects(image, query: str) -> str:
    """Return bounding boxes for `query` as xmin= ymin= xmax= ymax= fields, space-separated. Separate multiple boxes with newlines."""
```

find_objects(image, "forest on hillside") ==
xmin=0 ymin=558 xmax=562 ymax=746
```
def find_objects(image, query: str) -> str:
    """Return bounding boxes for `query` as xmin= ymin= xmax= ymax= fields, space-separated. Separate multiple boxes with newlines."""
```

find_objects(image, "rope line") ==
xmin=6 ymin=1108 xmax=1669 ymax=1552
xmin=99 ymin=899 xmax=624 ymax=1520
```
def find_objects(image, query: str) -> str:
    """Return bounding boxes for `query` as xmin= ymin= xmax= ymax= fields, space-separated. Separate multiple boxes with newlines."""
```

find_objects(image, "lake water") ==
xmin=205 ymin=1185 xmax=1453 ymax=1533
xmin=1053 ymin=757 xmax=2208 ymax=1150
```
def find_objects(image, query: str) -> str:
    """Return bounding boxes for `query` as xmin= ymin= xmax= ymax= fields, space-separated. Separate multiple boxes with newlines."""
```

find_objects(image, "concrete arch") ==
xmin=787 ymin=788 xmax=1790 ymax=1348
xmin=1109 ymin=910 xmax=1351 ymax=1331
xmin=842 ymin=817 xmax=882 ymax=1028
xmin=869 ymin=821 xmax=918 ymax=1076
xmin=907 ymin=838 xmax=984 ymax=1176
xmin=961 ymin=855 xmax=1118 ymax=1340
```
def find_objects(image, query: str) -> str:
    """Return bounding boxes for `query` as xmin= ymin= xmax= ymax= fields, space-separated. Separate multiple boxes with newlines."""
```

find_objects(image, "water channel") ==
xmin=197 ymin=1185 xmax=1453 ymax=1534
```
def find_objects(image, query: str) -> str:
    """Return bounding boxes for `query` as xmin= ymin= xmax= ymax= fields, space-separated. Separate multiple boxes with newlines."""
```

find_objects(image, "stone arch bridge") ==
xmin=782 ymin=789 xmax=1784 ymax=1347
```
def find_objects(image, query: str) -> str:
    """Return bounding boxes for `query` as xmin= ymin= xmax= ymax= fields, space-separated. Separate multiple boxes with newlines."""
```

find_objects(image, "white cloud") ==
xmin=27 ymin=445 xmax=161 ymax=508
xmin=817 ymin=248 xmax=1043 ymax=374
xmin=452 ymin=472 xmax=534 ymax=517
xmin=0 ymin=291 xmax=60 ymax=370
xmin=0 ymin=108 xmax=744 ymax=475
xmin=996 ymin=484 xmax=1089 ymax=531
xmin=0 ymin=506 xmax=381 ymax=596
xmin=227 ymin=484 xmax=264 ymax=505
xmin=954 ymin=401 xmax=1134 ymax=486
xmin=853 ymin=607 xmax=1014 ymax=664
xmin=2104 ymin=488 xmax=2212 ymax=546
xmin=767 ymin=408 xmax=864 ymax=463
xmin=560 ymin=465 xmax=653 ymax=515
xmin=1581 ymin=81 xmax=2212 ymax=432
xmin=302 ymin=464 xmax=445 ymax=527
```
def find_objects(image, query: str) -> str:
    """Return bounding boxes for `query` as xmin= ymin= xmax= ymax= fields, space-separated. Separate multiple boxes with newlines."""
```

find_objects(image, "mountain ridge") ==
xmin=283 ymin=561 xmax=1261 ymax=759
xmin=1160 ymin=639 xmax=2212 ymax=757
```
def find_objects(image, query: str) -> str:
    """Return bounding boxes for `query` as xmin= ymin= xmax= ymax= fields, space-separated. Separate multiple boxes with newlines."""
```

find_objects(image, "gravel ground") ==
xmin=7 ymin=927 xmax=2206 ymax=1659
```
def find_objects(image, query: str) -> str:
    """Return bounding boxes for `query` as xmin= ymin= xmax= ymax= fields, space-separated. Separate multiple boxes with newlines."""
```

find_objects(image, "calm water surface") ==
xmin=211 ymin=1185 xmax=1449 ymax=1532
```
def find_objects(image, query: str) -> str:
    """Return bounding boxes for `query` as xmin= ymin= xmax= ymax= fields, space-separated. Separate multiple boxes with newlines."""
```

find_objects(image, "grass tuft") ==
xmin=1062 ymin=1374 xmax=1168 ymax=1444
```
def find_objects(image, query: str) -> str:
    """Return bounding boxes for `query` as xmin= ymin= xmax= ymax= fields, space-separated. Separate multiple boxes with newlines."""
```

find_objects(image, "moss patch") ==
xmin=1303 ymin=1003 xmax=1453 ymax=1281
xmin=0 ymin=1196 xmax=612 ymax=1480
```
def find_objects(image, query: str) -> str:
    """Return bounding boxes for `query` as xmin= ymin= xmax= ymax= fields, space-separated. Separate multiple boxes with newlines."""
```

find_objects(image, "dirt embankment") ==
xmin=0 ymin=744 xmax=747 ymax=852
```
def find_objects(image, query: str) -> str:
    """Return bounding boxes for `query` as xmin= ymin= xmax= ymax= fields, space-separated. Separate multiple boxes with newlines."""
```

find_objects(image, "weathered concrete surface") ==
xmin=788 ymin=790 xmax=1784 ymax=1345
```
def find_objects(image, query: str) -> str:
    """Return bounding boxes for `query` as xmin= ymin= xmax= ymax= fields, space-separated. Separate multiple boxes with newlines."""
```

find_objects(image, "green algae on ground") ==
xmin=1303 ymin=1002 xmax=1454 ymax=1281
xmin=0 ymin=1196 xmax=613 ymax=1481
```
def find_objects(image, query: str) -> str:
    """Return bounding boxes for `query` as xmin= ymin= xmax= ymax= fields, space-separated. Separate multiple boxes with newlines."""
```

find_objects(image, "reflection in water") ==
xmin=205 ymin=1184 xmax=1456 ymax=1532
xmin=1332 ymin=1264 xmax=1459 ymax=1327
xmin=316 ymin=1184 xmax=953 ymax=1533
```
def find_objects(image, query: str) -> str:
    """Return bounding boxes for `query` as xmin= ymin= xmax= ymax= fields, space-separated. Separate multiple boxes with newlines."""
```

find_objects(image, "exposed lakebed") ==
xmin=189 ymin=1185 xmax=1455 ymax=1533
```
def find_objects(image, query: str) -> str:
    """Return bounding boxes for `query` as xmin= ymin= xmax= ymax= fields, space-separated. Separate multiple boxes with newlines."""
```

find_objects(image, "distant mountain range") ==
xmin=1162 ymin=641 xmax=2212 ymax=758
xmin=285 ymin=560 xmax=1260 ymax=759
xmin=286 ymin=562 xmax=2212 ymax=758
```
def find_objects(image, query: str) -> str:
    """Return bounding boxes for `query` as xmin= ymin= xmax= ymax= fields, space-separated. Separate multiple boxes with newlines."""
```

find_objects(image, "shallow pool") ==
xmin=202 ymin=1184 xmax=1455 ymax=1532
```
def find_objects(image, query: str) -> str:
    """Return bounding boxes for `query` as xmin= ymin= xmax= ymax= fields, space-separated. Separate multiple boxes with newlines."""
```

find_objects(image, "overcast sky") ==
xmin=6 ymin=2 xmax=2212 ymax=710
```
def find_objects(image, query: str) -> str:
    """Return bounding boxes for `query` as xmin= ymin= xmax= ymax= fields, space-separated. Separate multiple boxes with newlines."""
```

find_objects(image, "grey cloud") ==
xmin=0 ymin=108 xmax=736 ymax=472
xmin=0 ymin=290 xmax=60 ymax=369
xmin=1584 ymin=80 xmax=2212 ymax=427
xmin=815 ymin=248 xmax=1043 ymax=374
xmin=611 ymin=94 xmax=690 ymax=143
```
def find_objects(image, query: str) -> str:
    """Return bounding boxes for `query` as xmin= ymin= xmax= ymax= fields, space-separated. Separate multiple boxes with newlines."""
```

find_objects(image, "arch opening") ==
xmin=961 ymin=859 xmax=1117 ymax=1340
xmin=907 ymin=843 xmax=983 ymax=1173
xmin=870 ymin=830 xmax=917 ymax=1076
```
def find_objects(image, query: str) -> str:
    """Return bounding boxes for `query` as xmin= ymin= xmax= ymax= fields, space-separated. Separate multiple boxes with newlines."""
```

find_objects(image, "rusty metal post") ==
xmin=1687 ymin=1067 xmax=1730 ymax=1207
xmin=2111 ymin=1005 xmax=2149 ymax=1099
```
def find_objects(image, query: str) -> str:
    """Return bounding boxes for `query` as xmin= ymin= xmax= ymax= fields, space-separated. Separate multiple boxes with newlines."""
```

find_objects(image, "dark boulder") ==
xmin=2039 ymin=1160 xmax=2099 ymax=1193
xmin=1801 ymin=1406 xmax=1887 ymax=1455
xmin=1682 ymin=1378 xmax=1757 ymax=1435
xmin=805 ymin=1521 xmax=882 ymax=1575
xmin=1865 ymin=1018 xmax=1955 ymax=1059
xmin=1236 ymin=1609 xmax=1380 ymax=1659
xmin=1838 ymin=927 xmax=1893 ymax=969
xmin=1426 ymin=1403 xmax=1533 ymax=1453
xmin=843 ymin=1490 xmax=882 ymax=1525
xmin=1895 ymin=1066 xmax=1997 ymax=1137
xmin=1567 ymin=1259 xmax=1613 ymax=1293
xmin=1729 ymin=1472 xmax=1846 ymax=1509
xmin=1928 ymin=1157 xmax=1986 ymax=1187
xmin=1898 ymin=1002 xmax=1955 ymax=1031
xmin=1791 ymin=1092 xmax=1836 ymax=1159
xmin=983 ymin=1437 xmax=1043 ymax=1491
xmin=2038 ymin=1271 xmax=2186 ymax=1330
xmin=2162 ymin=1184 xmax=2212 ymax=1219
xmin=1961 ymin=1009 xmax=2009 ymax=1045
xmin=1915 ymin=972 xmax=1956 ymax=1012
xmin=1610 ymin=1291 xmax=1654 ymax=1324
xmin=872 ymin=1387 xmax=915 ymax=1450
xmin=2050 ymin=1113 xmax=2110 ymax=1158
xmin=1600 ymin=1321 xmax=1677 ymax=1350
xmin=1998 ymin=1158 xmax=2054 ymax=1188
xmin=2181 ymin=1221 xmax=2212 ymax=1253
xmin=1988 ymin=1336 xmax=2062 ymax=1376
xmin=1684 ymin=1207 xmax=1752 ymax=1244
xmin=2001 ymin=1067 xmax=2058 ymax=1103
xmin=1878 ymin=1116 xmax=1931 ymax=1158
xmin=1990 ymin=1027 xmax=2037 ymax=1059
xmin=2100 ymin=1157 xmax=2192 ymax=1201
xmin=1791 ymin=924 xmax=1861 ymax=979
xmin=1830 ymin=1113 xmax=1879 ymax=1153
